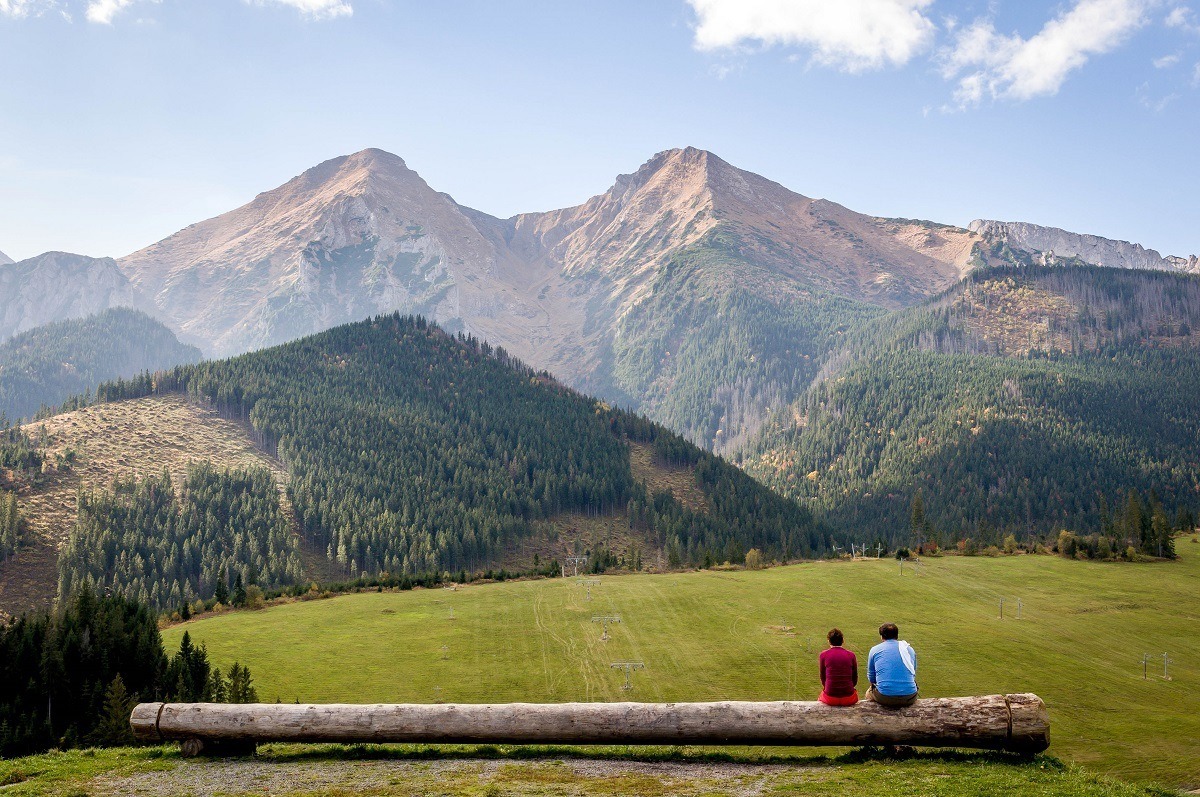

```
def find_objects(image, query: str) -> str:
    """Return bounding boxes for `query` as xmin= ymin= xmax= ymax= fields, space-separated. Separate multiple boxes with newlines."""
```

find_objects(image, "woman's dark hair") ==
xmin=827 ymin=628 xmax=844 ymax=646
xmin=879 ymin=622 xmax=899 ymax=640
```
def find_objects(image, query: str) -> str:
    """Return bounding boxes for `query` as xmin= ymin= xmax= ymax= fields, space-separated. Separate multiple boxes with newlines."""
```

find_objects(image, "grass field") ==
xmin=166 ymin=541 xmax=1200 ymax=790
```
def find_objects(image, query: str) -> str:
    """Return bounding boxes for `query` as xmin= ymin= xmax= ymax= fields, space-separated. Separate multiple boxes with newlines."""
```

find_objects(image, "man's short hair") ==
xmin=879 ymin=623 xmax=899 ymax=640
xmin=827 ymin=628 xmax=844 ymax=646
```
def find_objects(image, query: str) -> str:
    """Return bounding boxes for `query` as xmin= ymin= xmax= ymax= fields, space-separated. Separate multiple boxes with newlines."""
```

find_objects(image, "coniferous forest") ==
xmin=746 ymin=265 xmax=1200 ymax=548
xmin=57 ymin=462 xmax=302 ymax=612
xmin=86 ymin=314 xmax=824 ymax=591
xmin=0 ymin=589 xmax=257 ymax=756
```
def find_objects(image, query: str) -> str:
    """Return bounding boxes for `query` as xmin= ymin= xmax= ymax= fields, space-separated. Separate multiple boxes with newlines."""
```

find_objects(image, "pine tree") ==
xmin=88 ymin=675 xmax=137 ymax=747
xmin=232 ymin=573 xmax=246 ymax=608
xmin=214 ymin=567 xmax=229 ymax=605
xmin=910 ymin=491 xmax=926 ymax=550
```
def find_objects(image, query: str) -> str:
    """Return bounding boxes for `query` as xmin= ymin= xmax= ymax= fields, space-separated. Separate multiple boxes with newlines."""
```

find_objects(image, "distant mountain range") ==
xmin=1 ymin=148 xmax=1197 ymax=453
xmin=0 ymin=250 xmax=13 ymax=266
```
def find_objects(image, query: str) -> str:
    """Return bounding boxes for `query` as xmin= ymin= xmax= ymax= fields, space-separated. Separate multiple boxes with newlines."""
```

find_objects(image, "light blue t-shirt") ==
xmin=867 ymin=639 xmax=918 ymax=696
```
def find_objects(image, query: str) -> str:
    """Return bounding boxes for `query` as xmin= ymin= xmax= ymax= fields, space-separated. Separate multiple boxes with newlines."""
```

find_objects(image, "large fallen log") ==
xmin=131 ymin=694 xmax=1048 ymax=756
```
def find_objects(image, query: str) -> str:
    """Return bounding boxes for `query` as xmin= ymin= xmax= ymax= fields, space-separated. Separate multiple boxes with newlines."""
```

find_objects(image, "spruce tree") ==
xmin=88 ymin=675 xmax=137 ymax=747
xmin=214 ymin=567 xmax=229 ymax=605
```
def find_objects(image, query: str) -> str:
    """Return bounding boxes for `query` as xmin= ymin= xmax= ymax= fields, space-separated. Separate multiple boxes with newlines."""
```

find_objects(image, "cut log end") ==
xmin=129 ymin=701 xmax=164 ymax=743
xmin=1006 ymin=693 xmax=1051 ymax=753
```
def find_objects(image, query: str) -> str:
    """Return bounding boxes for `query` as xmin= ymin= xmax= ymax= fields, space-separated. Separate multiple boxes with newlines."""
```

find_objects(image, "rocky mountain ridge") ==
xmin=969 ymin=219 xmax=1199 ymax=274
xmin=0 ymin=249 xmax=13 ymax=266
xmin=0 ymin=252 xmax=145 ymax=342
xmin=3 ymin=149 xmax=1194 ymax=454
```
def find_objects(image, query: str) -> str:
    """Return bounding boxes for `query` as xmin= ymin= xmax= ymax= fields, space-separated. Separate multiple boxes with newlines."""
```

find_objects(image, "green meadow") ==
xmin=167 ymin=541 xmax=1200 ymax=790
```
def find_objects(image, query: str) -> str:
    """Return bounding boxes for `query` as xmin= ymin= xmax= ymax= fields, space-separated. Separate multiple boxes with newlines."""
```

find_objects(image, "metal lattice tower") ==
xmin=592 ymin=615 xmax=621 ymax=641
xmin=610 ymin=661 xmax=645 ymax=690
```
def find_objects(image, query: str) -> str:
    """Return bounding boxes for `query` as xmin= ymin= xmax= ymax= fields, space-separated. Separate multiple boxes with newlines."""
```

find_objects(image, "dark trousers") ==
xmin=866 ymin=685 xmax=918 ymax=707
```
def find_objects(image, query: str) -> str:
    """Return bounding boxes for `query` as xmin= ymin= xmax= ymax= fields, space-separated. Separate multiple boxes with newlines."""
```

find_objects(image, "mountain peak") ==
xmin=0 ymin=249 xmax=13 ymax=266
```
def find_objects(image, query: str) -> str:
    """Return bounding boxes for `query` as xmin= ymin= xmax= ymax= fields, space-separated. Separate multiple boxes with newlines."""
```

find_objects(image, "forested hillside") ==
xmin=77 ymin=314 xmax=823 ymax=601
xmin=57 ymin=462 xmax=302 ymax=612
xmin=0 ymin=308 xmax=201 ymax=422
xmin=608 ymin=232 xmax=885 ymax=452
xmin=745 ymin=265 xmax=1200 ymax=546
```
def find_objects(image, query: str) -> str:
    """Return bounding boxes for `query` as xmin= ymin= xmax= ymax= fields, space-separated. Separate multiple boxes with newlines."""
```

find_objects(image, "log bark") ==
xmin=131 ymin=694 xmax=1048 ymax=753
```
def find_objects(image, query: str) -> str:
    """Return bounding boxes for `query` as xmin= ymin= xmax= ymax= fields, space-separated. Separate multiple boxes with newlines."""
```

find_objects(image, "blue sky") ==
xmin=0 ymin=0 xmax=1197 ymax=262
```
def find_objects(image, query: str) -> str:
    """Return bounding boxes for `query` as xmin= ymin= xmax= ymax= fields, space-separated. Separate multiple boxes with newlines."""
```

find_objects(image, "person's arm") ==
xmin=819 ymin=652 xmax=828 ymax=687
xmin=867 ymin=649 xmax=877 ymax=685
xmin=851 ymin=652 xmax=858 ymax=687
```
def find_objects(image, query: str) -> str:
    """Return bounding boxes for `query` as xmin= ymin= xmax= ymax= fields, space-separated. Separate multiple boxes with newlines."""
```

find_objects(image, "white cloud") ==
xmin=685 ymin=0 xmax=936 ymax=72
xmin=942 ymin=0 xmax=1151 ymax=105
xmin=1194 ymin=61 xmax=1200 ymax=84
xmin=1153 ymin=52 xmax=1181 ymax=67
xmin=85 ymin=0 xmax=145 ymax=24
xmin=247 ymin=0 xmax=351 ymax=19
xmin=1166 ymin=5 xmax=1193 ymax=27
xmin=0 ymin=0 xmax=55 ymax=17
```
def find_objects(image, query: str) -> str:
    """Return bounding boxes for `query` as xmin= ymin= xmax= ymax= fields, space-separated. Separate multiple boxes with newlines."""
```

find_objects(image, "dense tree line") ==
xmin=93 ymin=314 xmax=828 ymax=578
xmin=746 ymin=266 xmax=1200 ymax=548
xmin=57 ymin=462 xmax=302 ymax=612
xmin=0 ymin=307 xmax=201 ymax=422
xmin=0 ymin=589 xmax=257 ymax=756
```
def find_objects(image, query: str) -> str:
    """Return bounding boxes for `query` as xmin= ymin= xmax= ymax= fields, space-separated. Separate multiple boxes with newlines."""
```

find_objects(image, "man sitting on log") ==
xmin=866 ymin=622 xmax=918 ymax=707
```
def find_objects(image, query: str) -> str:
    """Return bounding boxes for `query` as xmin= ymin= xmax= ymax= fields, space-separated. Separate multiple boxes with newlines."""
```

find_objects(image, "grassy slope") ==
xmin=0 ymin=746 xmax=1174 ymax=797
xmin=167 ymin=543 xmax=1200 ymax=789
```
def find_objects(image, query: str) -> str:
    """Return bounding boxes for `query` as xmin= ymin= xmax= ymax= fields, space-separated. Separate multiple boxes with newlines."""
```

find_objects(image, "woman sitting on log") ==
xmin=818 ymin=627 xmax=859 ymax=706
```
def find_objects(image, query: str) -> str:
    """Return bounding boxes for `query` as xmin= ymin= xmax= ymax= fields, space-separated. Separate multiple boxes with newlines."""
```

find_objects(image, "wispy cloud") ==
xmin=85 ymin=0 xmax=151 ymax=24
xmin=685 ymin=0 xmax=936 ymax=73
xmin=247 ymin=0 xmax=351 ymax=19
xmin=3 ymin=0 xmax=352 ymax=23
xmin=1165 ymin=5 xmax=1200 ymax=32
xmin=941 ymin=0 xmax=1151 ymax=106
xmin=1136 ymin=81 xmax=1179 ymax=110
xmin=0 ymin=0 xmax=55 ymax=17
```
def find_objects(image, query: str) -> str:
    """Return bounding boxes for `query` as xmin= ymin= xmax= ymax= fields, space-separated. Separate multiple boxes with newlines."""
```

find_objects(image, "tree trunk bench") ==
xmin=130 ymin=694 xmax=1049 ymax=757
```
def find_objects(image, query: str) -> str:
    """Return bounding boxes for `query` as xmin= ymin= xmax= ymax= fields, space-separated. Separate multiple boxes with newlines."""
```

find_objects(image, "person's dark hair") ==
xmin=879 ymin=623 xmax=899 ymax=640
xmin=827 ymin=628 xmax=844 ymax=646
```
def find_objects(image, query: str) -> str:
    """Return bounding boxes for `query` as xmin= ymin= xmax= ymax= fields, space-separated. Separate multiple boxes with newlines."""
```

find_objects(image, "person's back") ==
xmin=818 ymin=628 xmax=858 ymax=705
xmin=866 ymin=623 xmax=918 ymax=707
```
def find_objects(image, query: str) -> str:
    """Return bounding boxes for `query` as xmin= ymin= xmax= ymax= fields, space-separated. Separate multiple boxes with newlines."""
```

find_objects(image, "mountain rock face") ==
xmin=114 ymin=147 xmax=982 ymax=366
xmin=0 ymin=252 xmax=145 ymax=342
xmin=969 ymin=219 xmax=1199 ymax=274
xmin=0 ymin=250 xmax=13 ymax=266
xmin=118 ymin=149 xmax=537 ymax=356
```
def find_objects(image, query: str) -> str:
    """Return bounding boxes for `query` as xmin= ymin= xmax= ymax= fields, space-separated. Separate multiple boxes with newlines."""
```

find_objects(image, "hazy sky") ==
xmin=0 ymin=0 xmax=1197 ymax=262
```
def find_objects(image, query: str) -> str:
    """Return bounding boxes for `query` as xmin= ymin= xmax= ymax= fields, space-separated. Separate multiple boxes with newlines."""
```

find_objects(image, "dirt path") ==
xmin=91 ymin=756 xmax=812 ymax=797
